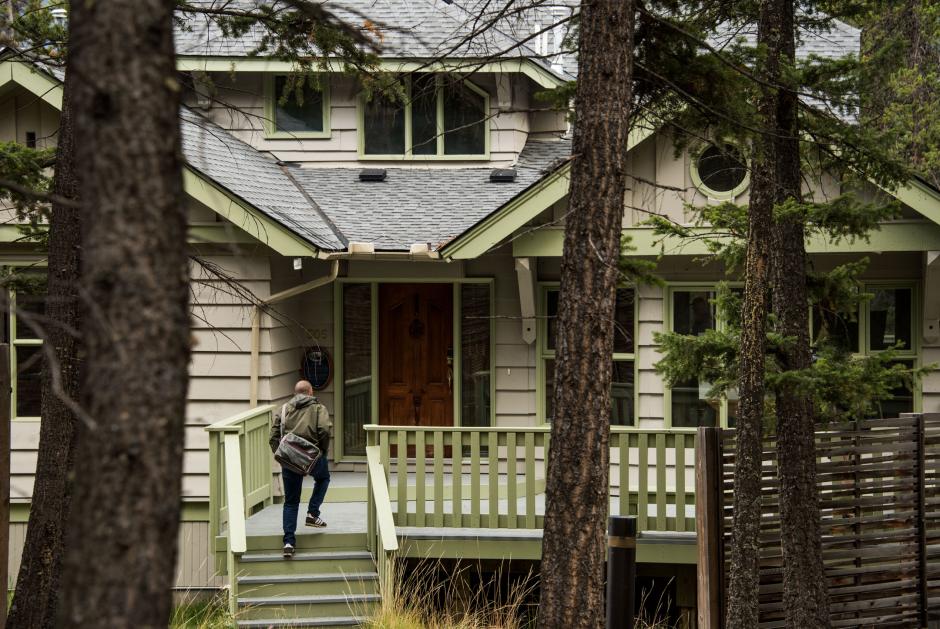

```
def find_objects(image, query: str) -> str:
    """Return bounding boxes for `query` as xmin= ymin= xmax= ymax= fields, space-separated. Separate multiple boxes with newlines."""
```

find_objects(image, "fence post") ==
xmin=914 ymin=412 xmax=928 ymax=628
xmin=0 ymin=344 xmax=9 ymax=629
xmin=606 ymin=515 xmax=636 ymax=629
xmin=696 ymin=426 xmax=722 ymax=629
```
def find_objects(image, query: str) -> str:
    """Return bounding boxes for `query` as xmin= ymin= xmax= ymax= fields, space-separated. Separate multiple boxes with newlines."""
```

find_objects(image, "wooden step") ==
xmin=233 ymin=531 xmax=369 ymax=552
xmin=237 ymin=593 xmax=380 ymax=620
xmin=236 ymin=550 xmax=376 ymax=576
xmin=237 ymin=572 xmax=379 ymax=597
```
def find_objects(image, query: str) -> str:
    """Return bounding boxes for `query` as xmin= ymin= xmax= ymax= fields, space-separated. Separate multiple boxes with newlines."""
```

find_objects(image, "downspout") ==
xmin=249 ymin=259 xmax=340 ymax=406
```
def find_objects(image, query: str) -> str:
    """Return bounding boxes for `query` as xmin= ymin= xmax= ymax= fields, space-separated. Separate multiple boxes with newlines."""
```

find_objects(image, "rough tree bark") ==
xmin=7 ymin=53 xmax=80 ymax=629
xmin=722 ymin=0 xmax=785 ymax=624
xmin=57 ymin=2 xmax=190 ymax=627
xmin=769 ymin=0 xmax=831 ymax=626
xmin=537 ymin=0 xmax=634 ymax=626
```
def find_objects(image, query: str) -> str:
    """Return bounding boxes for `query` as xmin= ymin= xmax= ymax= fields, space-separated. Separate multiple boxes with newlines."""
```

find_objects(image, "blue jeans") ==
xmin=281 ymin=456 xmax=330 ymax=546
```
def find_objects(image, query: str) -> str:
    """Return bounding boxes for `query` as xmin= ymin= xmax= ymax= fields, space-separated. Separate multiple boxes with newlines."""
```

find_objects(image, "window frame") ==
xmin=357 ymin=75 xmax=491 ymax=161
xmin=536 ymin=282 xmax=639 ymax=425
xmin=7 ymin=285 xmax=44 ymax=422
xmin=664 ymin=283 xmax=741 ymax=429
xmin=332 ymin=277 xmax=497 ymax=462
xmin=264 ymin=74 xmax=332 ymax=140
xmin=689 ymin=141 xmax=751 ymax=201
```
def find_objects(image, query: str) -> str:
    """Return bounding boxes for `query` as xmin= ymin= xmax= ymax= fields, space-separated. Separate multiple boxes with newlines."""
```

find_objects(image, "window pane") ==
xmin=443 ymin=80 xmax=486 ymax=155
xmin=545 ymin=358 xmax=635 ymax=425
xmin=671 ymin=378 xmax=718 ymax=428
xmin=611 ymin=361 xmax=634 ymax=426
xmin=673 ymin=290 xmax=715 ymax=336
xmin=363 ymin=93 xmax=405 ymax=155
xmin=812 ymin=305 xmax=860 ymax=353
xmin=869 ymin=288 xmax=912 ymax=351
xmin=696 ymin=143 xmax=747 ymax=193
xmin=546 ymin=289 xmax=559 ymax=351
xmin=343 ymin=284 xmax=372 ymax=456
xmin=16 ymin=345 xmax=42 ymax=418
xmin=273 ymin=75 xmax=324 ymax=133
xmin=15 ymin=282 xmax=46 ymax=340
xmin=614 ymin=288 xmax=635 ymax=354
xmin=461 ymin=284 xmax=490 ymax=427
xmin=870 ymin=361 xmax=914 ymax=418
xmin=411 ymin=76 xmax=438 ymax=155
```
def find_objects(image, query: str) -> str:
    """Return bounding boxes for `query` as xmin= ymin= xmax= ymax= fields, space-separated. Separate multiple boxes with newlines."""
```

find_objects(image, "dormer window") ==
xmin=265 ymin=74 xmax=331 ymax=138
xmin=360 ymin=75 xmax=489 ymax=159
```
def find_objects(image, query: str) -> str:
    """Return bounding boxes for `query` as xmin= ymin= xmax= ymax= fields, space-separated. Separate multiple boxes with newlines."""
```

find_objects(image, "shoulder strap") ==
xmin=279 ymin=403 xmax=289 ymax=439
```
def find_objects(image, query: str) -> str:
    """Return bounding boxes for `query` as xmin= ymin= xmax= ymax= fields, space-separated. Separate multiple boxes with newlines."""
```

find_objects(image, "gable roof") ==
xmin=175 ymin=0 xmax=574 ymax=82
xmin=288 ymin=138 xmax=571 ymax=250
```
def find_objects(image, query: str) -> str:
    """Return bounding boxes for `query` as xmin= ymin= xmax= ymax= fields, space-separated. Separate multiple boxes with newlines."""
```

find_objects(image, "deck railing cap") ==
xmin=206 ymin=404 xmax=276 ymax=433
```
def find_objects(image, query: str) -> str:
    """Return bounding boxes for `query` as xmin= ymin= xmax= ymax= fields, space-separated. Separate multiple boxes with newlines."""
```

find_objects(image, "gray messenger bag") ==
xmin=274 ymin=404 xmax=322 ymax=475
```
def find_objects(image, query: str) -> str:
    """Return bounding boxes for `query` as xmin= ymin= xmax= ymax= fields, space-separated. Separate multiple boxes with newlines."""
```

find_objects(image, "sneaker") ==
xmin=282 ymin=543 xmax=295 ymax=559
xmin=306 ymin=513 xmax=327 ymax=528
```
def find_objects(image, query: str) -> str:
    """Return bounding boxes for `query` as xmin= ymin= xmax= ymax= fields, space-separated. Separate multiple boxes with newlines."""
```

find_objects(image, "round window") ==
xmin=693 ymin=143 xmax=749 ymax=198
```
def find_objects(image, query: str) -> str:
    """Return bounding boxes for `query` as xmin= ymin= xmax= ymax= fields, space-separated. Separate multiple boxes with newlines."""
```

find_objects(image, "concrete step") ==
xmin=237 ymin=593 xmax=380 ymax=620
xmin=237 ymin=550 xmax=376 ymax=576
xmin=237 ymin=572 xmax=379 ymax=597
xmin=237 ymin=615 xmax=367 ymax=628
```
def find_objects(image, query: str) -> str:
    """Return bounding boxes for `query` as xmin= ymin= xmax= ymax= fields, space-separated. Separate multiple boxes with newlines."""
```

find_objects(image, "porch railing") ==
xmin=364 ymin=424 xmax=697 ymax=538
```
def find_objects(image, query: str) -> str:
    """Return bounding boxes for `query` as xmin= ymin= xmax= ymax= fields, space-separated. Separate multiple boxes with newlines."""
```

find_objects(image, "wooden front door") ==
xmin=379 ymin=283 xmax=454 ymax=426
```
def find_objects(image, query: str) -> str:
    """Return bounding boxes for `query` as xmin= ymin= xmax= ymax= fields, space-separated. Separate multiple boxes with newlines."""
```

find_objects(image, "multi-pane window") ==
xmin=541 ymin=286 xmax=636 ymax=425
xmin=361 ymin=76 xmax=488 ymax=158
xmin=669 ymin=288 xmax=721 ymax=428
xmin=267 ymin=75 xmax=329 ymax=137
xmin=812 ymin=283 xmax=917 ymax=417
xmin=2 ymin=281 xmax=46 ymax=420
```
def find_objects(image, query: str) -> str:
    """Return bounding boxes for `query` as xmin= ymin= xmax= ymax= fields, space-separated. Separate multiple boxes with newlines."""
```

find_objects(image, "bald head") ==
xmin=295 ymin=380 xmax=314 ymax=396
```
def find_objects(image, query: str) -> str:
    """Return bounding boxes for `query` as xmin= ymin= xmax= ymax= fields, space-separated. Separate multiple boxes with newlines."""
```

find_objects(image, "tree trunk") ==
xmin=57 ymin=2 xmax=190 ymax=627
xmin=723 ymin=0 xmax=785 ymax=624
xmin=770 ymin=0 xmax=830 ymax=626
xmin=6 ymin=52 xmax=80 ymax=629
xmin=537 ymin=0 xmax=634 ymax=626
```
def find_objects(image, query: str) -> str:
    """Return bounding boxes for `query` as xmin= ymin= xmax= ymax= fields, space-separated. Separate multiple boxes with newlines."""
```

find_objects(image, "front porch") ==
xmin=207 ymin=406 xmax=698 ymax=625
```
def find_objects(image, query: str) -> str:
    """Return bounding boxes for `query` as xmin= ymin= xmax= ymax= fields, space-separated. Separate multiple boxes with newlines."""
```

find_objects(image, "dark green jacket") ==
xmin=269 ymin=394 xmax=332 ymax=455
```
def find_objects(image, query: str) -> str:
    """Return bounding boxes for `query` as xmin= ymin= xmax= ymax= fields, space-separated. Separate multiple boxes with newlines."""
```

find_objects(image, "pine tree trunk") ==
xmin=723 ymin=0 xmax=785 ymax=624
xmin=57 ymin=2 xmax=189 ymax=627
xmin=6 ymin=55 xmax=80 ymax=629
xmin=770 ymin=0 xmax=830 ymax=626
xmin=537 ymin=0 xmax=634 ymax=626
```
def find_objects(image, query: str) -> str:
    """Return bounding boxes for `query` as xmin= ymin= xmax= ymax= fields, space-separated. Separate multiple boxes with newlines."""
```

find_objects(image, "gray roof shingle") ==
xmin=180 ymin=108 xmax=345 ymax=249
xmin=288 ymin=138 xmax=572 ymax=250
xmin=175 ymin=0 xmax=572 ymax=79
xmin=181 ymin=106 xmax=570 ymax=252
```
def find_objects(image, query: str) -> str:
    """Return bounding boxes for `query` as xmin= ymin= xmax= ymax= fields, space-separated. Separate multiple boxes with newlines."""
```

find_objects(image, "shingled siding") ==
xmin=188 ymin=72 xmax=535 ymax=166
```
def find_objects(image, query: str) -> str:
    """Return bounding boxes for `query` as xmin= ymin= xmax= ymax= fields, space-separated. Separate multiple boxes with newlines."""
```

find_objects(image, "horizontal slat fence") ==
xmin=364 ymin=425 xmax=696 ymax=533
xmin=697 ymin=413 xmax=940 ymax=629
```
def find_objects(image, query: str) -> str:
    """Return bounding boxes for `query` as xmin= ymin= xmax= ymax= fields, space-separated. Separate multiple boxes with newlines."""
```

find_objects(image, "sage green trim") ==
xmin=882 ymin=179 xmax=940 ymax=227
xmin=439 ymin=122 xmax=659 ymax=260
xmin=0 ymin=60 xmax=62 ymax=109
xmin=334 ymin=278 xmax=496 ymax=460
xmin=263 ymin=74 xmax=332 ymax=140
xmin=397 ymin=535 xmax=696 ymax=563
xmin=356 ymin=75 xmax=491 ymax=160
xmin=176 ymin=57 xmax=567 ymax=89
xmin=8 ymin=286 xmax=44 ymax=422
xmin=537 ymin=283 xmax=639 ymax=425
xmin=10 ymin=501 xmax=210 ymax=522
xmin=182 ymin=167 xmax=320 ymax=257
xmin=513 ymin=222 xmax=940 ymax=258
xmin=11 ymin=503 xmax=29 ymax=523
xmin=443 ymin=165 xmax=571 ymax=260
xmin=0 ymin=223 xmax=259 ymax=246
